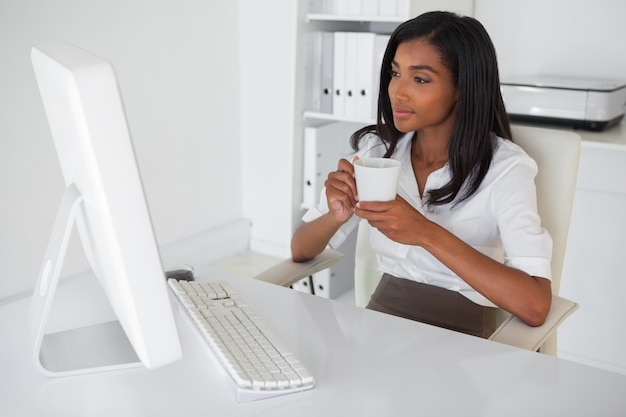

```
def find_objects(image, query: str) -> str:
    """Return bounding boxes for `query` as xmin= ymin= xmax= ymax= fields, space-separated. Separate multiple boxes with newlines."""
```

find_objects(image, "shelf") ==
xmin=306 ymin=13 xmax=406 ymax=24
xmin=303 ymin=111 xmax=374 ymax=126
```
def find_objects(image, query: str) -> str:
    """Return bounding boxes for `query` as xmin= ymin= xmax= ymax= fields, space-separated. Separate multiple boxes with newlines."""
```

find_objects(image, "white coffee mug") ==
xmin=353 ymin=158 xmax=401 ymax=202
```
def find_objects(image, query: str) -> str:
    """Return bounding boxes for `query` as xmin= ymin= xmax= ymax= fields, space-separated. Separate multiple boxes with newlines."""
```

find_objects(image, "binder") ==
xmin=310 ymin=0 xmax=334 ymax=13
xmin=371 ymin=34 xmax=390 ymax=118
xmin=332 ymin=32 xmax=347 ymax=117
xmin=347 ymin=0 xmax=361 ymax=15
xmin=309 ymin=32 xmax=390 ymax=120
xmin=302 ymin=121 xmax=364 ymax=208
xmin=311 ymin=269 xmax=332 ymax=298
xmin=302 ymin=126 xmax=319 ymax=208
xmin=305 ymin=31 xmax=323 ymax=112
xmin=354 ymin=33 xmax=376 ymax=121
xmin=334 ymin=0 xmax=350 ymax=15
xmin=361 ymin=0 xmax=379 ymax=16
xmin=322 ymin=0 xmax=334 ymax=13
xmin=312 ymin=230 xmax=358 ymax=299
xmin=378 ymin=0 xmax=397 ymax=17
xmin=291 ymin=277 xmax=313 ymax=294
xmin=344 ymin=32 xmax=359 ymax=119
xmin=396 ymin=0 xmax=410 ymax=18
xmin=320 ymin=32 xmax=334 ymax=114
xmin=352 ymin=33 xmax=389 ymax=121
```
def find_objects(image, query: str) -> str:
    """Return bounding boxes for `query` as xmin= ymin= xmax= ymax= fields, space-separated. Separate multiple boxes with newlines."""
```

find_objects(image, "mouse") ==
xmin=165 ymin=267 xmax=195 ymax=282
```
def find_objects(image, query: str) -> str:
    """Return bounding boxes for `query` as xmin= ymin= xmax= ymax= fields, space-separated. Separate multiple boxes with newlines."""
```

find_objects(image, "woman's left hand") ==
xmin=354 ymin=196 xmax=430 ymax=246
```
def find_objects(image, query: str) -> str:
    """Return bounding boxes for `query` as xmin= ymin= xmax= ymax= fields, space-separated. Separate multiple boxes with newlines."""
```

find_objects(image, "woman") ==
xmin=291 ymin=11 xmax=552 ymax=338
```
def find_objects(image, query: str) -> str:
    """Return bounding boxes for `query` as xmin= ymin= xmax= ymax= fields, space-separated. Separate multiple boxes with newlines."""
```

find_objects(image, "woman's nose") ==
xmin=389 ymin=78 xmax=409 ymax=102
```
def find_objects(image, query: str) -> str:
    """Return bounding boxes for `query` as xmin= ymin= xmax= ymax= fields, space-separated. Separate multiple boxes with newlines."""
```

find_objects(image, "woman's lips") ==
xmin=392 ymin=107 xmax=413 ymax=118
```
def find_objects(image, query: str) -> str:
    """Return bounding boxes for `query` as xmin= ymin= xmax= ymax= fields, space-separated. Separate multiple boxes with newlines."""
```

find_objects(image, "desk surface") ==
xmin=2 ymin=265 xmax=626 ymax=417
xmin=577 ymin=119 xmax=626 ymax=149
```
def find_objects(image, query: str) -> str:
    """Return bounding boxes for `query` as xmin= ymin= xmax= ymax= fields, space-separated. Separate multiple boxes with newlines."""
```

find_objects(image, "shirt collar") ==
xmin=393 ymin=132 xmax=451 ymax=209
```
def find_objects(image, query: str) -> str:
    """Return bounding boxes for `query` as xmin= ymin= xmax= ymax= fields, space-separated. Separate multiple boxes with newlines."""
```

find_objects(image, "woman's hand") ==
xmin=325 ymin=158 xmax=359 ymax=223
xmin=292 ymin=157 xmax=359 ymax=262
xmin=355 ymin=196 xmax=430 ymax=246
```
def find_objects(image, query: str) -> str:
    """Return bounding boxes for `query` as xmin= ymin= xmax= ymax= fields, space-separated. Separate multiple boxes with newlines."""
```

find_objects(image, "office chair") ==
xmin=489 ymin=124 xmax=581 ymax=354
xmin=255 ymin=124 xmax=581 ymax=355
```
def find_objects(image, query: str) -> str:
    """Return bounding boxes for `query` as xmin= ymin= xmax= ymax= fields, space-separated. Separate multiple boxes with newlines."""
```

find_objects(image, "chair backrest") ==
xmin=354 ymin=125 xmax=582 ymax=316
xmin=510 ymin=125 xmax=581 ymax=294
xmin=354 ymin=218 xmax=379 ymax=307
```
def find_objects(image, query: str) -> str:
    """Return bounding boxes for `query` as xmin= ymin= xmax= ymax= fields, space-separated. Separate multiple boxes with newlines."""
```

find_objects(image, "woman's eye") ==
xmin=389 ymin=69 xmax=400 ymax=77
xmin=414 ymin=77 xmax=428 ymax=84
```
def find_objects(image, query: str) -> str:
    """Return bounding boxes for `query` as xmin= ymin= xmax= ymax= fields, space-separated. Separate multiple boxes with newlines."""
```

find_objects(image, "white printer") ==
xmin=500 ymin=77 xmax=626 ymax=131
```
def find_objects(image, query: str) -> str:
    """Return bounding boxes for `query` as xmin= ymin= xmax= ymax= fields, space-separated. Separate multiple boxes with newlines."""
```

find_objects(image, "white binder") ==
xmin=302 ymin=121 xmax=365 ymax=209
xmin=320 ymin=32 xmax=334 ymax=114
xmin=344 ymin=32 xmax=359 ymax=119
xmin=361 ymin=0 xmax=379 ymax=16
xmin=378 ymin=0 xmax=397 ymax=17
xmin=372 ymin=34 xmax=390 ymax=118
xmin=334 ymin=0 xmax=350 ymax=15
xmin=332 ymin=32 xmax=347 ymax=117
xmin=305 ymin=32 xmax=323 ymax=112
xmin=396 ymin=0 xmax=410 ymax=18
xmin=353 ymin=33 xmax=389 ymax=121
xmin=354 ymin=33 xmax=376 ymax=121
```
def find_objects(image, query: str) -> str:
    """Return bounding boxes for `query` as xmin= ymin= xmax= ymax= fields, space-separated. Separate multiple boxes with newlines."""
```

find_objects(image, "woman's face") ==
xmin=388 ymin=38 xmax=458 ymax=134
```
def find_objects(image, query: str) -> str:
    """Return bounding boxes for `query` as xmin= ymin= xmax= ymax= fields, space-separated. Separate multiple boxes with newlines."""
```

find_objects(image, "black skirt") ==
xmin=366 ymin=274 xmax=497 ymax=339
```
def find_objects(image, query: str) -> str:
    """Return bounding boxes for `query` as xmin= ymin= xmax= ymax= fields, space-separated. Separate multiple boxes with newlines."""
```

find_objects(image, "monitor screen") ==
xmin=30 ymin=41 xmax=182 ymax=376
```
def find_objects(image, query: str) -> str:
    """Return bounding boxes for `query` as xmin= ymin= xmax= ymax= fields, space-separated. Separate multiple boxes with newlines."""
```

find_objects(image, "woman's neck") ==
xmin=411 ymin=128 xmax=450 ymax=167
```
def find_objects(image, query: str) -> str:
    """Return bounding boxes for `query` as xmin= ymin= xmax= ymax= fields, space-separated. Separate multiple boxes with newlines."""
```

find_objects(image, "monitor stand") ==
xmin=29 ymin=184 xmax=142 ymax=377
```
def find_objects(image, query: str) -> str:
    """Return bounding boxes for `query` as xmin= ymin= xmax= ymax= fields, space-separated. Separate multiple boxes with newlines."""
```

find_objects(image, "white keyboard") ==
xmin=168 ymin=279 xmax=315 ymax=403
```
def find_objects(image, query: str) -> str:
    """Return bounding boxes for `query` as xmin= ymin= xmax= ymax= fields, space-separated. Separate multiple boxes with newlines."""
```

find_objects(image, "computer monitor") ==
xmin=30 ymin=41 xmax=183 ymax=376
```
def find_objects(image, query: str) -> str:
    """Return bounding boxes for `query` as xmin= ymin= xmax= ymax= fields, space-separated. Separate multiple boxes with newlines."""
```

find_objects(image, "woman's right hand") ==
xmin=292 ymin=157 xmax=361 ymax=262
xmin=324 ymin=158 xmax=359 ymax=223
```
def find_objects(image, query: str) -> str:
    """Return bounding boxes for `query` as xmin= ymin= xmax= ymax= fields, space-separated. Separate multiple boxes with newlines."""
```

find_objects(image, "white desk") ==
xmin=2 ymin=265 xmax=626 ymax=417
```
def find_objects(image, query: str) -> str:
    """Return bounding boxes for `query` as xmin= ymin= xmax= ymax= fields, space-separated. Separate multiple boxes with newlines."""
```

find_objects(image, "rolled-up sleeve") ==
xmin=491 ymin=157 xmax=553 ymax=280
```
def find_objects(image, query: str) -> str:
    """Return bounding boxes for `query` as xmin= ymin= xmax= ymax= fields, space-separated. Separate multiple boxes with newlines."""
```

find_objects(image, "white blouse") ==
xmin=302 ymin=132 xmax=553 ymax=307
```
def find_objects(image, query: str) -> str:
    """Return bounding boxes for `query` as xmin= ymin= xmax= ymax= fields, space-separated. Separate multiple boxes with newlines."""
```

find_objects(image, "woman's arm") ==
xmin=291 ymin=158 xmax=359 ymax=262
xmin=355 ymin=197 xmax=552 ymax=326
xmin=291 ymin=213 xmax=346 ymax=262
xmin=419 ymin=217 xmax=552 ymax=326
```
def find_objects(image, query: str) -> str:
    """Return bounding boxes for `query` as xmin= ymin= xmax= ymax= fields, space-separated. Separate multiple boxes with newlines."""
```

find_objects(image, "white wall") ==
xmin=474 ymin=0 xmax=626 ymax=81
xmin=0 ymin=0 xmax=243 ymax=300
xmin=239 ymin=0 xmax=302 ymax=258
